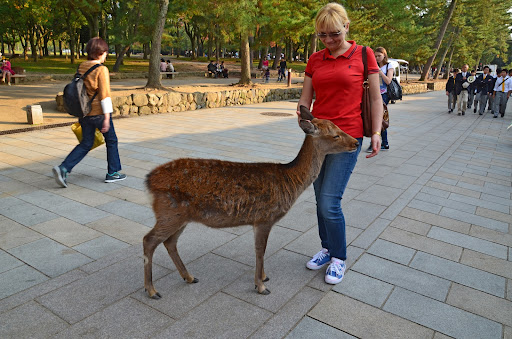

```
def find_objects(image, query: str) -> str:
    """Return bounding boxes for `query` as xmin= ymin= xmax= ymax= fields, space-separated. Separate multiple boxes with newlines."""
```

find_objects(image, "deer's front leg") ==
xmin=253 ymin=224 xmax=272 ymax=295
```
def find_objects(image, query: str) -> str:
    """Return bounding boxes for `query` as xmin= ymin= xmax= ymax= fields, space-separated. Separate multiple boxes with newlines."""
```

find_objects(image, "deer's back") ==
xmin=146 ymin=158 xmax=299 ymax=227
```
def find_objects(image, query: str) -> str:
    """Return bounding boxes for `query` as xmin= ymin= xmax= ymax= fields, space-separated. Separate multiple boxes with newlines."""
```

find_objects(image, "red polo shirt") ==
xmin=305 ymin=41 xmax=379 ymax=138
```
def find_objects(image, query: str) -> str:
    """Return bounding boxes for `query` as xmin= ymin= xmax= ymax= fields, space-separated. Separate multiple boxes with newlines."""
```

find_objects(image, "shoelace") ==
xmin=328 ymin=262 xmax=344 ymax=276
xmin=312 ymin=250 xmax=328 ymax=263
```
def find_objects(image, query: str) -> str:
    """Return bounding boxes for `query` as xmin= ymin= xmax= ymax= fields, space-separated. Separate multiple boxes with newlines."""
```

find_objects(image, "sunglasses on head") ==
xmin=317 ymin=31 xmax=342 ymax=39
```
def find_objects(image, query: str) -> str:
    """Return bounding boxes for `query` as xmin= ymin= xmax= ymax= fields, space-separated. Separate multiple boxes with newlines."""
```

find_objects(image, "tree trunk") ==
xmin=434 ymin=30 xmax=456 ymax=79
xmin=52 ymin=40 xmax=57 ymax=56
xmin=59 ymin=40 xmax=63 ymax=56
xmin=443 ymin=45 xmax=456 ymax=79
xmin=239 ymin=32 xmax=252 ymax=85
xmin=145 ymin=0 xmax=169 ymax=89
xmin=30 ymin=31 xmax=38 ymax=62
xmin=420 ymin=0 xmax=457 ymax=81
xmin=143 ymin=43 xmax=150 ymax=59
xmin=272 ymin=45 xmax=282 ymax=69
xmin=113 ymin=45 xmax=131 ymax=72
xmin=310 ymin=33 xmax=319 ymax=59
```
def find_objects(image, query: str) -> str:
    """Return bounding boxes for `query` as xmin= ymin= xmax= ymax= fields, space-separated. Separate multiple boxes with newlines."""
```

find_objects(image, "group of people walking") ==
xmin=446 ymin=64 xmax=511 ymax=118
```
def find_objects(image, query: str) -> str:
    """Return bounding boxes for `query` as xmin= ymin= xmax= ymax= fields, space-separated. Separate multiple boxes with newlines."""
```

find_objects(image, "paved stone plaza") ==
xmin=1 ymin=90 xmax=511 ymax=338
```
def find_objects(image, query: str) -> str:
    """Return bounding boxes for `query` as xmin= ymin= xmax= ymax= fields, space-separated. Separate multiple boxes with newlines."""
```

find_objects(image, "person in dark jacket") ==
xmin=445 ymin=68 xmax=458 ymax=113
xmin=474 ymin=66 xmax=494 ymax=115
xmin=467 ymin=70 xmax=477 ymax=110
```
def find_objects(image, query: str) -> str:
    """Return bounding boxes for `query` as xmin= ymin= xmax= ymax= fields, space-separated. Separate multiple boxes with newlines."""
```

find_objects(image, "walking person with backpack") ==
xmin=367 ymin=46 xmax=393 ymax=152
xmin=53 ymin=37 xmax=126 ymax=188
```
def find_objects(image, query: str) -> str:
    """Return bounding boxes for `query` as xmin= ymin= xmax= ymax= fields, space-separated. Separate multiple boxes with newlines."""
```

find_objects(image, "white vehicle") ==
xmin=388 ymin=58 xmax=409 ymax=83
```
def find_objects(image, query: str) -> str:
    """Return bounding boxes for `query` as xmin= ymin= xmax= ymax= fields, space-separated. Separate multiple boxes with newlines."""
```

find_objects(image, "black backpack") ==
xmin=386 ymin=63 xmax=403 ymax=101
xmin=63 ymin=64 xmax=103 ymax=117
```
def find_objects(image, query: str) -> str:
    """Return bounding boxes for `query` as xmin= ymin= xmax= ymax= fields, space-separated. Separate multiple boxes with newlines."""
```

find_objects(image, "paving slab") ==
xmin=37 ymin=257 xmax=170 ymax=324
xmin=153 ymin=292 xmax=272 ymax=339
xmin=383 ymin=287 xmax=502 ymax=339
xmin=0 ymin=250 xmax=23 ymax=274
xmin=332 ymin=270 xmax=394 ymax=308
xmin=410 ymin=251 xmax=506 ymax=297
xmin=0 ymin=265 xmax=49 ymax=300
xmin=309 ymin=292 xmax=434 ymax=339
xmin=53 ymin=297 xmax=173 ymax=339
xmin=285 ymin=316 xmax=356 ymax=339
xmin=0 ymin=301 xmax=69 ymax=339
xmin=352 ymin=253 xmax=450 ymax=301
xmin=367 ymin=238 xmax=416 ymax=265
xmin=7 ymin=238 xmax=92 ymax=277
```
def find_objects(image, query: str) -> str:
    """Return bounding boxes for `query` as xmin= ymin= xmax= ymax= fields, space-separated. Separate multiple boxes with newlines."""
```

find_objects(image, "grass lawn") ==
xmin=10 ymin=54 xmax=306 ymax=74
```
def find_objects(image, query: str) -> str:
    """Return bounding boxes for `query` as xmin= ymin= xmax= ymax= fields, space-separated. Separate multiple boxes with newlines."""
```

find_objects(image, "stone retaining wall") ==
xmin=55 ymin=81 xmax=446 ymax=116
xmin=56 ymin=87 xmax=303 ymax=116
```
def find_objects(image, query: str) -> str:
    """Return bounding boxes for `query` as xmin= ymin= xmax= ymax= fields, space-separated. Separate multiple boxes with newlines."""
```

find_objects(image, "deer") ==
xmin=143 ymin=106 xmax=359 ymax=298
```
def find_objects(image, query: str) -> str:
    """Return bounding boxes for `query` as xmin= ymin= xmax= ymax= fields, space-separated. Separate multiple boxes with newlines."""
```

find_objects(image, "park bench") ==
xmin=11 ymin=74 xmax=27 ymax=85
xmin=160 ymin=71 xmax=179 ymax=79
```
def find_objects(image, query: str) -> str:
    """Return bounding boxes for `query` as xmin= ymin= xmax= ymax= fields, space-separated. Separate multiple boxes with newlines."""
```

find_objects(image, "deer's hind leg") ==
xmin=163 ymin=226 xmax=198 ymax=284
xmin=143 ymin=224 xmax=171 ymax=299
xmin=253 ymin=224 xmax=273 ymax=295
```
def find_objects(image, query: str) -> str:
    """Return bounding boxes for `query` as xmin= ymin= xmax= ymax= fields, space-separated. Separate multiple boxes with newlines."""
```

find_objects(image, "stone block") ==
xmin=129 ymin=105 xmax=139 ymax=115
xmin=26 ymin=105 xmax=43 ymax=124
xmin=416 ymin=192 xmax=476 ymax=213
xmin=96 ymin=199 xmax=154 ymax=224
xmin=7 ymin=238 xmax=92 ymax=278
xmin=308 ymin=292 xmax=434 ymax=339
xmin=367 ymin=239 xmax=416 ymax=265
xmin=132 ymin=253 xmax=249 ymax=318
xmin=389 ymin=216 xmax=431 ymax=236
xmin=0 ymin=265 xmax=48 ymax=299
xmin=447 ymin=283 xmax=512 ymax=327
xmin=139 ymin=106 xmax=151 ymax=115
xmin=448 ymin=192 xmax=510 ymax=214
xmin=439 ymin=207 xmax=508 ymax=233
xmin=53 ymin=298 xmax=172 ymax=339
xmin=408 ymin=198 xmax=442 ymax=214
xmin=352 ymin=254 xmax=450 ymax=301
xmin=132 ymin=93 xmax=148 ymax=106
xmin=72 ymin=235 xmax=130 ymax=260
xmin=0 ymin=196 xmax=59 ymax=227
xmin=427 ymin=226 xmax=508 ymax=259
xmin=223 ymin=249 xmax=316 ymax=313
xmin=0 ymin=215 xmax=44 ymax=250
xmin=86 ymin=215 xmax=150 ymax=245
xmin=460 ymin=249 xmax=512 ymax=279
xmin=383 ymin=287 xmax=502 ymax=339
xmin=147 ymin=93 xmax=158 ymax=106
xmin=332 ymin=271 xmax=394 ymax=308
xmin=30 ymin=217 xmax=102 ymax=247
xmin=399 ymin=207 xmax=471 ymax=234
xmin=0 ymin=301 xmax=68 ymax=339
xmin=153 ymin=292 xmax=272 ymax=338
xmin=343 ymin=199 xmax=387 ymax=229
xmin=0 ymin=250 xmax=23 ymax=273
xmin=285 ymin=316 xmax=356 ymax=339
xmin=410 ymin=251 xmax=506 ymax=297
xmin=37 ymin=257 xmax=170 ymax=324
xmin=350 ymin=218 xmax=390 ymax=249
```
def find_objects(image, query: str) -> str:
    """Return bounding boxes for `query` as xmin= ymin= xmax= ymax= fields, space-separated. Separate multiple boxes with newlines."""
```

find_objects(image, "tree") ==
xmin=420 ymin=0 xmax=457 ymax=81
xmin=145 ymin=0 xmax=169 ymax=89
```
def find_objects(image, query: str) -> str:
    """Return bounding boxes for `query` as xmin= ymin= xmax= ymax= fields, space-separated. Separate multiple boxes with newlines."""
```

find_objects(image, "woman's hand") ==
xmin=366 ymin=133 xmax=381 ymax=158
xmin=101 ymin=114 xmax=110 ymax=133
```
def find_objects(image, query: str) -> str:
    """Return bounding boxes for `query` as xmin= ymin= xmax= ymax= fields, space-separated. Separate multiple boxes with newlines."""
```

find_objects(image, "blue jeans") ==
xmin=381 ymin=93 xmax=389 ymax=146
xmin=313 ymin=138 xmax=362 ymax=260
xmin=61 ymin=115 xmax=121 ymax=174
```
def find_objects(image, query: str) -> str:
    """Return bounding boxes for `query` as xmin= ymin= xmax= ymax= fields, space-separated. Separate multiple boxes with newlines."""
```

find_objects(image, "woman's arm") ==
xmin=380 ymin=64 xmax=394 ymax=85
xmin=296 ymin=76 xmax=314 ymax=119
xmin=367 ymin=72 xmax=383 ymax=158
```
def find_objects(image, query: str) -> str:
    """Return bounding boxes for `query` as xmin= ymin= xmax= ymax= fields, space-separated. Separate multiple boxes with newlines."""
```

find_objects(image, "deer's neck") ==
xmin=282 ymin=135 xmax=325 ymax=196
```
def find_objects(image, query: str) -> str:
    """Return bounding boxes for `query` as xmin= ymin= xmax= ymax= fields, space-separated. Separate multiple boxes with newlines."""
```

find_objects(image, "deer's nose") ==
xmin=354 ymin=141 xmax=359 ymax=147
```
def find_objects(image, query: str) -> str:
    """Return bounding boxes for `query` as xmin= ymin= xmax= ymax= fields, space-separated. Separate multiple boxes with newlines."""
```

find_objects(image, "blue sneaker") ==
xmin=306 ymin=249 xmax=331 ymax=270
xmin=105 ymin=172 xmax=127 ymax=183
xmin=52 ymin=165 xmax=68 ymax=188
xmin=325 ymin=258 xmax=346 ymax=284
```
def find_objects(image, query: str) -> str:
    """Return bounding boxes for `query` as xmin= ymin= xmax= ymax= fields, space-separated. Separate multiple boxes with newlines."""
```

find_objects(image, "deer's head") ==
xmin=299 ymin=105 xmax=359 ymax=154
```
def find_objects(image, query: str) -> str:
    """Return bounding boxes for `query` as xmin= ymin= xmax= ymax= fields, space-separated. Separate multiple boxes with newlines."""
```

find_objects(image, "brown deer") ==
xmin=143 ymin=106 xmax=359 ymax=298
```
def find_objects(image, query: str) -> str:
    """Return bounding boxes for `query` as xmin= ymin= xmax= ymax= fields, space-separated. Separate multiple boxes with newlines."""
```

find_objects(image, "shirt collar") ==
xmin=323 ymin=41 xmax=357 ymax=60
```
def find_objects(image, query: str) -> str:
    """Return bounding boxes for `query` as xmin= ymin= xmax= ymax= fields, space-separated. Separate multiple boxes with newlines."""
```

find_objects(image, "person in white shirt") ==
xmin=492 ymin=69 xmax=511 ymax=118
xmin=455 ymin=64 xmax=470 ymax=115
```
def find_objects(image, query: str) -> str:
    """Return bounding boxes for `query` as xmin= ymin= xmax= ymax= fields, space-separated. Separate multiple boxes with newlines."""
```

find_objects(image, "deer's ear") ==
xmin=299 ymin=105 xmax=314 ymax=121
xmin=299 ymin=119 xmax=318 ymax=135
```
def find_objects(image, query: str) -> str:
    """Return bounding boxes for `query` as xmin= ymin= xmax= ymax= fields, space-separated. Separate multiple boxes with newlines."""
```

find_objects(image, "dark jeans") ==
xmin=381 ymin=93 xmax=390 ymax=146
xmin=61 ymin=115 xmax=121 ymax=174
xmin=313 ymin=138 xmax=362 ymax=260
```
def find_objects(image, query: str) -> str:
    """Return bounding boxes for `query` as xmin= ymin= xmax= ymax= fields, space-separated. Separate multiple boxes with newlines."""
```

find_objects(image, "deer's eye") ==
xmin=333 ymin=135 xmax=340 ymax=139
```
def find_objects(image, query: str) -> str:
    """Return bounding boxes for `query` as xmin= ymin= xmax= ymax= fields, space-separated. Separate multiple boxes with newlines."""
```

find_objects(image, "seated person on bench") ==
xmin=207 ymin=61 xmax=217 ymax=78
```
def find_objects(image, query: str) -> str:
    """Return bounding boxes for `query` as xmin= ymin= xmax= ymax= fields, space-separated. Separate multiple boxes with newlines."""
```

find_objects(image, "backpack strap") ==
xmin=81 ymin=63 xmax=103 ymax=103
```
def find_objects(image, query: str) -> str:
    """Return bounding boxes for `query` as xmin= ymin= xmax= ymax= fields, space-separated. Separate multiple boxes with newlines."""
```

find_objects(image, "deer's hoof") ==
xmin=184 ymin=277 xmax=199 ymax=283
xmin=145 ymin=289 xmax=162 ymax=299
xmin=259 ymin=288 xmax=271 ymax=295
xmin=263 ymin=276 xmax=270 ymax=282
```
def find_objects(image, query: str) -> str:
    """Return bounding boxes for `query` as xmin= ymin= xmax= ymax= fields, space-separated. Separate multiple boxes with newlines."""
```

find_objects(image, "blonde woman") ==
xmin=297 ymin=3 xmax=383 ymax=284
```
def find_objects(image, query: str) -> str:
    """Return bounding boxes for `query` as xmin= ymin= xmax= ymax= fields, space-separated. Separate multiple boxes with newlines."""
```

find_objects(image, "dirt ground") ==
xmin=0 ymin=71 xmax=303 ymax=133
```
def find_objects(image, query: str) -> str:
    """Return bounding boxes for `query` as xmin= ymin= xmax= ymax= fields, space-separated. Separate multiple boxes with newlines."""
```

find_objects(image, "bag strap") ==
xmin=362 ymin=46 xmax=368 ymax=81
xmin=81 ymin=63 xmax=103 ymax=103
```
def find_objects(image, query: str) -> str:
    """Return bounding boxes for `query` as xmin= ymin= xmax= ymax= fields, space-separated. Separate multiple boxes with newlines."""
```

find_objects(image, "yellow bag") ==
xmin=71 ymin=122 xmax=105 ymax=150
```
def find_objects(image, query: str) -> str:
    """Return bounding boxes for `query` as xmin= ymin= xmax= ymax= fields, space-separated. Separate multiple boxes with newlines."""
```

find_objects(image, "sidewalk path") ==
xmin=1 ymin=91 xmax=511 ymax=338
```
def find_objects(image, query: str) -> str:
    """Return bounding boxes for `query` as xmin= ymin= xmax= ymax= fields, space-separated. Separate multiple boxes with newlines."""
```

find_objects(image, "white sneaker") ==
xmin=325 ymin=258 xmax=346 ymax=284
xmin=306 ymin=248 xmax=331 ymax=270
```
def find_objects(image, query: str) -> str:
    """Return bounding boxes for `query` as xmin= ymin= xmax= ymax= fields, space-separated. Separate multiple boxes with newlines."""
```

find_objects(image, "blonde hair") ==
xmin=375 ymin=47 xmax=389 ymax=65
xmin=315 ymin=3 xmax=350 ymax=33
